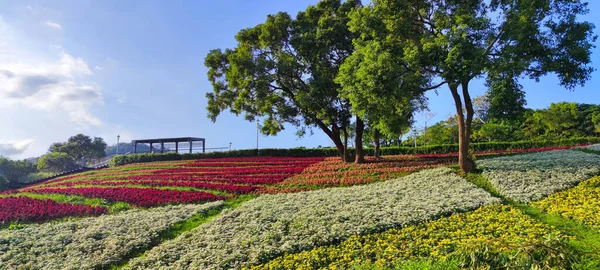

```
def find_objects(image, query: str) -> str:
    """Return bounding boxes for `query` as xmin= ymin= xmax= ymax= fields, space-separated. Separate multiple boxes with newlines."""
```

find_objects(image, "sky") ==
xmin=0 ymin=0 xmax=599 ymax=159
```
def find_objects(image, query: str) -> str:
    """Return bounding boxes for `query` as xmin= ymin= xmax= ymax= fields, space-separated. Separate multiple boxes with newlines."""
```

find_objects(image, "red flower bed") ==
xmin=47 ymin=180 xmax=261 ymax=194
xmin=24 ymin=187 xmax=227 ymax=207
xmin=262 ymin=155 xmax=455 ymax=193
xmin=0 ymin=197 xmax=106 ymax=224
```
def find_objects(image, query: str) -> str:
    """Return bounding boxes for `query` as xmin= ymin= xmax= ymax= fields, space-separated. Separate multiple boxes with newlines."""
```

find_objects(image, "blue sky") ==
xmin=0 ymin=0 xmax=599 ymax=159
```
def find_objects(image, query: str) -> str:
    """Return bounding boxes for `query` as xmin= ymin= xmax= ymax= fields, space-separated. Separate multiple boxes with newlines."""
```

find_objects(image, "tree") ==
xmin=49 ymin=134 xmax=107 ymax=165
xmin=37 ymin=152 xmax=79 ymax=173
xmin=521 ymin=102 xmax=597 ymax=139
xmin=336 ymin=4 xmax=428 ymax=162
xmin=349 ymin=0 xmax=596 ymax=172
xmin=486 ymin=74 xmax=527 ymax=122
xmin=0 ymin=174 xmax=7 ymax=190
xmin=205 ymin=0 xmax=361 ymax=162
xmin=472 ymin=93 xmax=490 ymax=124
xmin=0 ymin=156 xmax=37 ymax=183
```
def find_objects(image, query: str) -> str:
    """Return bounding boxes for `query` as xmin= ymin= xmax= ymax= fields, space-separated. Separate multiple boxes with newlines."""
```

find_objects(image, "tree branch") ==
xmin=485 ymin=27 xmax=505 ymax=56
xmin=422 ymin=81 xmax=447 ymax=91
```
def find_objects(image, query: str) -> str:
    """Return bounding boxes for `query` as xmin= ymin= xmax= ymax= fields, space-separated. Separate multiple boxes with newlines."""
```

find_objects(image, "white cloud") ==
xmin=45 ymin=20 xmax=62 ymax=30
xmin=117 ymin=96 xmax=127 ymax=104
xmin=0 ymin=139 xmax=33 ymax=157
xmin=0 ymin=53 xmax=103 ymax=127
xmin=95 ymin=65 xmax=104 ymax=70
xmin=106 ymin=57 xmax=118 ymax=66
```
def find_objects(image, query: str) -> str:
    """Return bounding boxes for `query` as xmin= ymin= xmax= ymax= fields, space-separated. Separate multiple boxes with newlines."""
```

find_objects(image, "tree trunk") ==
xmin=449 ymin=83 xmax=475 ymax=173
xmin=373 ymin=128 xmax=381 ymax=158
xmin=315 ymin=120 xmax=348 ymax=162
xmin=355 ymin=116 xmax=366 ymax=164
xmin=343 ymin=127 xmax=349 ymax=162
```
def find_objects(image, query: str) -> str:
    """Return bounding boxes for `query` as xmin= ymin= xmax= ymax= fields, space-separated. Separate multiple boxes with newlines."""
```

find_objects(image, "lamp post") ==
xmin=256 ymin=119 xmax=259 ymax=155
xmin=229 ymin=142 xmax=232 ymax=151
xmin=116 ymin=135 xmax=120 ymax=155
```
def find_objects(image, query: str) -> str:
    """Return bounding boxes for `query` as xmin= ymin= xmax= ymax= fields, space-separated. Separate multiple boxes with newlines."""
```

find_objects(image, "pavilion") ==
xmin=131 ymin=137 xmax=206 ymax=154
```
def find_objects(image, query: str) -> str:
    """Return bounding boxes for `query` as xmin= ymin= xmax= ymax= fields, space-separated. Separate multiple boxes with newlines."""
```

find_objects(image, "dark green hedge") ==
xmin=109 ymin=137 xmax=600 ymax=167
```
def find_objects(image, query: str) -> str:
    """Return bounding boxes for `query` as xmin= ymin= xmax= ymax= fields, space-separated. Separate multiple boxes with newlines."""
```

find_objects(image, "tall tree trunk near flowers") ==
xmin=450 ymin=83 xmax=475 ymax=172
xmin=373 ymin=128 xmax=381 ymax=158
xmin=355 ymin=116 xmax=366 ymax=164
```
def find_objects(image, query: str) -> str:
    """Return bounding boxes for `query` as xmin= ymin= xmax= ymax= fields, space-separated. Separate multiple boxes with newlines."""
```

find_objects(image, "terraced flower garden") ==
xmin=1 ymin=145 xmax=600 ymax=269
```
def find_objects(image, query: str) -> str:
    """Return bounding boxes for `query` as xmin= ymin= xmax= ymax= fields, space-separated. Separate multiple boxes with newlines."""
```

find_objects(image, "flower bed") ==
xmin=13 ymin=157 xmax=326 ymax=206
xmin=579 ymin=144 xmax=600 ymax=152
xmin=251 ymin=204 xmax=569 ymax=269
xmin=125 ymin=167 xmax=499 ymax=269
xmin=0 ymin=201 xmax=224 ymax=269
xmin=22 ymin=187 xmax=227 ymax=207
xmin=478 ymin=150 xmax=600 ymax=202
xmin=532 ymin=176 xmax=600 ymax=230
xmin=0 ymin=197 xmax=106 ymax=225
xmin=262 ymin=155 xmax=454 ymax=193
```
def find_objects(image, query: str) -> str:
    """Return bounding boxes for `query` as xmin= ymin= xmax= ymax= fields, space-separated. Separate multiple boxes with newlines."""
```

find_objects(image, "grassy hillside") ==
xmin=1 ymin=144 xmax=599 ymax=269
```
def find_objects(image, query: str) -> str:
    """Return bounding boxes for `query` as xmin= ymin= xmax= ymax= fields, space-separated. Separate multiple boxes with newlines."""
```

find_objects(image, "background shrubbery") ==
xmin=110 ymin=137 xmax=600 ymax=166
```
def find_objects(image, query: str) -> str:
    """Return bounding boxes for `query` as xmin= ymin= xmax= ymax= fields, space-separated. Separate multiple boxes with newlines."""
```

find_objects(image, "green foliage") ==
xmin=522 ymin=102 xmax=600 ymax=139
xmin=347 ymin=0 xmax=596 ymax=171
xmin=0 ymin=174 xmax=8 ymax=190
xmin=205 ymin=0 xmax=362 ymax=157
xmin=475 ymin=121 xmax=525 ymax=142
xmin=37 ymin=152 xmax=79 ymax=173
xmin=110 ymin=137 xmax=600 ymax=167
xmin=486 ymin=74 xmax=527 ymax=122
xmin=49 ymin=134 xmax=107 ymax=163
xmin=0 ymin=156 xmax=37 ymax=183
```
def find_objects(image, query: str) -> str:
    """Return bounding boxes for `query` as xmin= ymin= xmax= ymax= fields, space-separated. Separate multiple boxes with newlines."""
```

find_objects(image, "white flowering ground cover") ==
xmin=478 ymin=150 xmax=600 ymax=203
xmin=580 ymin=143 xmax=600 ymax=151
xmin=0 ymin=201 xmax=224 ymax=269
xmin=126 ymin=167 xmax=499 ymax=269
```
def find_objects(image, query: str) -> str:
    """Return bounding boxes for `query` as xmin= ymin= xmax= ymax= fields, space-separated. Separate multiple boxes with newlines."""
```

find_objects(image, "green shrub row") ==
xmin=109 ymin=137 xmax=600 ymax=167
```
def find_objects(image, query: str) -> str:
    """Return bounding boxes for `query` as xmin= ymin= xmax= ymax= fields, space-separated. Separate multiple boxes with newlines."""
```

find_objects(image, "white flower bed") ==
xmin=126 ymin=167 xmax=499 ymax=269
xmin=478 ymin=150 xmax=600 ymax=203
xmin=580 ymin=144 xmax=600 ymax=151
xmin=0 ymin=201 xmax=224 ymax=269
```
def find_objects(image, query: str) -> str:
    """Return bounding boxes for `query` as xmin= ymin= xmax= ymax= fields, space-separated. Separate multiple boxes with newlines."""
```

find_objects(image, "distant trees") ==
xmin=0 ymin=174 xmax=7 ymax=190
xmin=412 ymin=102 xmax=600 ymax=144
xmin=37 ymin=152 xmax=78 ymax=173
xmin=0 ymin=156 xmax=37 ymax=183
xmin=48 ymin=134 xmax=107 ymax=165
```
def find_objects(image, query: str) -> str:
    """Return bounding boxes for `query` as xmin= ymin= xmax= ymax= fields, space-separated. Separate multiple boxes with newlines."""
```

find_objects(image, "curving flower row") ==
xmin=0 ymin=197 xmax=106 ymax=225
xmin=532 ymin=176 xmax=600 ymax=230
xmin=22 ymin=187 xmax=227 ymax=207
xmin=478 ymin=150 xmax=600 ymax=202
xmin=251 ymin=204 xmax=569 ymax=269
xmin=0 ymin=202 xmax=224 ymax=269
xmin=125 ymin=167 xmax=499 ymax=269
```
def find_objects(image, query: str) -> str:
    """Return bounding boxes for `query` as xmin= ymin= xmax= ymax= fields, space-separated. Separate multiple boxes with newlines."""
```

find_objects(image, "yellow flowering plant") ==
xmin=251 ymin=204 xmax=572 ymax=269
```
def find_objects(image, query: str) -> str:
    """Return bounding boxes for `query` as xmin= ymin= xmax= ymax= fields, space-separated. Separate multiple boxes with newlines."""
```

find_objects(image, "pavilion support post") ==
xmin=160 ymin=142 xmax=164 ymax=153
xmin=133 ymin=142 xmax=137 ymax=153
xmin=175 ymin=142 xmax=179 ymax=153
xmin=150 ymin=143 xmax=153 ymax=153
xmin=189 ymin=140 xmax=193 ymax=154
xmin=202 ymin=140 xmax=205 ymax=154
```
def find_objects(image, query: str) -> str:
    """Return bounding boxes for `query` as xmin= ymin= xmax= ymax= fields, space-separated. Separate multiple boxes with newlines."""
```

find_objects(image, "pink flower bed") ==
xmin=23 ymin=187 xmax=227 ymax=207
xmin=0 ymin=197 xmax=106 ymax=224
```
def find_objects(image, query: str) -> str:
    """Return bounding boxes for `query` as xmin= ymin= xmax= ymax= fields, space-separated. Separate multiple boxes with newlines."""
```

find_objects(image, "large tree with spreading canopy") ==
xmin=205 ymin=0 xmax=362 ymax=161
xmin=346 ymin=0 xmax=596 ymax=172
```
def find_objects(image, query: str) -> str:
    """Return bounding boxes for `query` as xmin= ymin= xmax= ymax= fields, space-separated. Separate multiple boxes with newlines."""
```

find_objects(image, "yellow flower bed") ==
xmin=250 ymin=204 xmax=566 ymax=270
xmin=533 ymin=176 xmax=600 ymax=230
